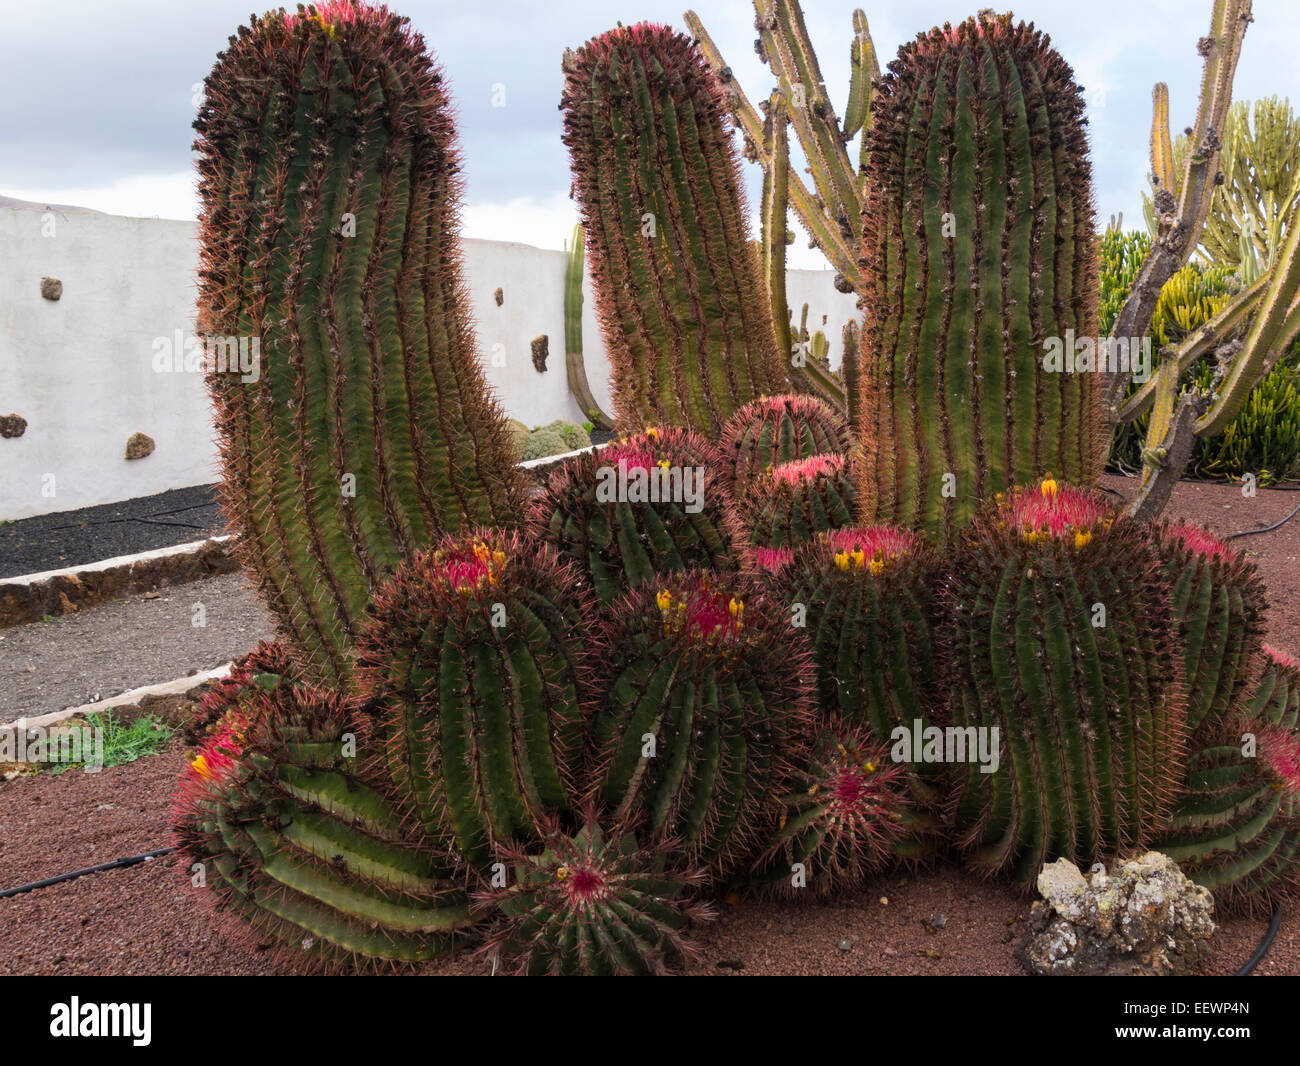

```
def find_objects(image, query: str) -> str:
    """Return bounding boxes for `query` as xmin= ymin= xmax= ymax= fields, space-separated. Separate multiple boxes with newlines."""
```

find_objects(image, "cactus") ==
xmin=559 ymin=22 xmax=788 ymax=437
xmin=1155 ymin=646 xmax=1300 ymax=915
xmin=189 ymin=640 xmax=299 ymax=743
xmin=719 ymin=394 xmax=851 ymax=494
xmin=172 ymin=682 xmax=472 ymax=972
xmin=738 ymin=454 xmax=856 ymax=550
xmin=563 ymin=224 xmax=616 ymax=431
xmin=757 ymin=722 xmax=911 ymax=895
xmin=356 ymin=529 xmax=593 ymax=869
xmin=474 ymin=812 xmax=715 ymax=975
xmin=585 ymin=571 xmax=815 ymax=877
xmin=855 ymin=13 xmax=1100 ymax=547
xmin=528 ymin=427 xmax=740 ymax=605
xmin=765 ymin=526 xmax=941 ymax=802
xmin=1154 ymin=522 xmax=1267 ymax=736
xmin=195 ymin=1 xmax=525 ymax=685
xmin=941 ymin=481 xmax=1186 ymax=882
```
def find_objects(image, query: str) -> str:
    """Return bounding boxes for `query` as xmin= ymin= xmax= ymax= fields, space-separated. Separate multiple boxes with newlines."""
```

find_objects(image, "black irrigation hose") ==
xmin=1224 ymin=497 xmax=1300 ymax=540
xmin=1236 ymin=903 xmax=1284 ymax=976
xmin=0 ymin=846 xmax=175 ymax=900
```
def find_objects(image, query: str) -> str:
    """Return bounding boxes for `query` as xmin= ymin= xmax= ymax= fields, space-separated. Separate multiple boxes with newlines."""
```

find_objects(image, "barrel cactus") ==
xmin=720 ymin=394 xmax=851 ymax=494
xmin=765 ymin=526 xmax=940 ymax=798
xmin=1154 ymin=522 xmax=1267 ymax=736
xmin=528 ymin=427 xmax=740 ymax=605
xmin=1155 ymin=645 xmax=1300 ymax=915
xmin=475 ymin=813 xmax=714 ymax=976
xmin=172 ymin=682 xmax=471 ymax=971
xmin=196 ymin=1 xmax=525 ymax=685
xmin=942 ymin=481 xmax=1185 ymax=882
xmin=738 ymin=454 xmax=856 ymax=550
xmin=559 ymin=22 xmax=788 ymax=437
xmin=585 ymin=571 xmax=815 ymax=877
xmin=758 ymin=722 xmax=911 ymax=896
xmin=856 ymin=13 xmax=1099 ymax=547
xmin=356 ymin=529 xmax=593 ymax=870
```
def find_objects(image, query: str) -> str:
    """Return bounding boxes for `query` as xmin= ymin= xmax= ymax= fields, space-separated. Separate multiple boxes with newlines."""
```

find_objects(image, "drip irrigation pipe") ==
xmin=1235 ymin=903 xmax=1283 ymax=976
xmin=0 ymin=847 xmax=176 ymax=900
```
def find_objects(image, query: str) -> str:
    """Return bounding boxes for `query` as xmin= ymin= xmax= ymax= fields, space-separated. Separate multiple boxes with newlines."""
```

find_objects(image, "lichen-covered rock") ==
xmin=1017 ymin=853 xmax=1215 ymax=976
xmin=40 ymin=276 xmax=62 ymax=301
xmin=0 ymin=413 xmax=27 ymax=439
xmin=124 ymin=431 xmax=155 ymax=460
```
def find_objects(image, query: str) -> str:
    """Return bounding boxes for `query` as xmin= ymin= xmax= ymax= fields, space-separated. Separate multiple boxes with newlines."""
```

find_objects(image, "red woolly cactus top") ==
xmin=770 ymin=454 xmax=845 ymax=486
xmin=656 ymin=577 xmax=746 ymax=644
xmin=283 ymin=0 xmax=378 ymax=30
xmin=1259 ymin=726 xmax=1300 ymax=796
xmin=603 ymin=440 xmax=660 ymax=473
xmin=430 ymin=539 xmax=507 ymax=594
xmin=820 ymin=526 xmax=917 ymax=574
xmin=1007 ymin=477 xmax=1111 ymax=547
xmin=753 ymin=545 xmax=795 ymax=574
xmin=1162 ymin=522 xmax=1240 ymax=563
xmin=556 ymin=862 xmax=611 ymax=907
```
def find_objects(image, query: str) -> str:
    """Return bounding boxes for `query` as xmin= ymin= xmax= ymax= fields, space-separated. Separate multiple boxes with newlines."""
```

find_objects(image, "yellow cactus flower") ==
xmin=645 ymin=426 xmax=659 ymax=439
xmin=191 ymin=753 xmax=212 ymax=779
xmin=835 ymin=549 xmax=850 ymax=571
xmin=1041 ymin=473 xmax=1058 ymax=499
xmin=656 ymin=589 xmax=673 ymax=611
xmin=1075 ymin=529 xmax=1092 ymax=550
xmin=555 ymin=866 xmax=569 ymax=881
xmin=728 ymin=597 xmax=744 ymax=617
xmin=850 ymin=547 xmax=865 ymax=569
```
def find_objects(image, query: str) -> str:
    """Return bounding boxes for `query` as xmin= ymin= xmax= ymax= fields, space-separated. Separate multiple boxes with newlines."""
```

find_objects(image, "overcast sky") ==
xmin=2 ymin=0 xmax=1296 ymax=266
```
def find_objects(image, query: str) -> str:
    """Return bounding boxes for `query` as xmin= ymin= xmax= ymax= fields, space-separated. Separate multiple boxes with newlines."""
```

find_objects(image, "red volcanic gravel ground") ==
xmin=1 ymin=476 xmax=1298 ymax=976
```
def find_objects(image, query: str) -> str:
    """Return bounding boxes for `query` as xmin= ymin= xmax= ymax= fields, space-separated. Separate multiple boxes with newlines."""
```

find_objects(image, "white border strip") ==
xmin=3 ymin=534 xmax=234 ymax=588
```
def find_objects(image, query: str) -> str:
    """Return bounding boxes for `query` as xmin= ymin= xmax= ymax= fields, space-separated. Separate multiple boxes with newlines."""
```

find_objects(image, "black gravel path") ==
xmin=0 ymin=485 xmax=225 ymax=579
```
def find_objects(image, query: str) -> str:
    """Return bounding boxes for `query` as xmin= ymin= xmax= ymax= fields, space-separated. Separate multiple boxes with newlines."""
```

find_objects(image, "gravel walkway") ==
xmin=0 ymin=572 xmax=273 ymax=719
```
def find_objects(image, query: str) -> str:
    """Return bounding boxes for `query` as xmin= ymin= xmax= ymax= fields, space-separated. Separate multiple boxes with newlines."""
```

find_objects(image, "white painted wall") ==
xmin=0 ymin=197 xmax=858 ymax=521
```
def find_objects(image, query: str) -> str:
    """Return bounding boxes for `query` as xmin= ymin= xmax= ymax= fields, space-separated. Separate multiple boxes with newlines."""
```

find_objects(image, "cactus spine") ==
xmin=559 ymin=23 xmax=788 ymax=437
xmin=856 ymin=14 xmax=1100 ymax=546
xmin=357 ymin=530 xmax=592 ymax=869
xmin=942 ymin=482 xmax=1185 ymax=882
xmin=195 ymin=2 xmax=525 ymax=685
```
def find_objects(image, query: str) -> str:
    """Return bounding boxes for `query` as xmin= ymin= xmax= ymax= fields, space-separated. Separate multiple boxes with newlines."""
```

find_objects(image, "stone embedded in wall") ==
xmin=494 ymin=287 xmax=504 ymax=306
xmin=0 ymin=414 xmax=27 ymax=439
xmin=40 ymin=276 xmax=62 ymax=301
xmin=125 ymin=432 xmax=156 ymax=460
xmin=531 ymin=334 xmax=549 ymax=373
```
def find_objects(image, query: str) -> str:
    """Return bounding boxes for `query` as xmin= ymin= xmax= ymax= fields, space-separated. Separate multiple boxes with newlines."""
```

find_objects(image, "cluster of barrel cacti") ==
xmin=174 ymin=1 xmax=1300 ymax=977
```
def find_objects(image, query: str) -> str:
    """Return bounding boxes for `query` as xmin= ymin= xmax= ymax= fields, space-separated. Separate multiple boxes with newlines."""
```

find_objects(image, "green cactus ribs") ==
xmin=942 ymin=480 xmax=1185 ymax=883
xmin=474 ymin=812 xmax=715 ymax=975
xmin=720 ymin=393 xmax=851 ymax=494
xmin=856 ymin=13 xmax=1100 ymax=547
xmin=1155 ymin=645 xmax=1300 ymax=916
xmin=528 ymin=426 xmax=740 ymax=605
xmin=171 ymin=681 xmax=471 ymax=972
xmin=196 ymin=1 xmax=524 ymax=686
xmin=761 ymin=526 xmax=941 ymax=802
xmin=739 ymin=454 xmax=856 ymax=550
xmin=559 ymin=22 xmax=788 ymax=437
xmin=586 ymin=570 xmax=815 ymax=878
xmin=1154 ymin=521 xmax=1267 ymax=736
xmin=356 ymin=528 xmax=593 ymax=870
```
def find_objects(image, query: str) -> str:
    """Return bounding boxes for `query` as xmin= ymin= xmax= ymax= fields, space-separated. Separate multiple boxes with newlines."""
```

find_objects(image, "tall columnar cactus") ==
xmin=528 ymin=427 xmax=740 ymax=605
xmin=1155 ymin=646 xmax=1300 ymax=915
xmin=762 ymin=526 xmax=940 ymax=802
xmin=195 ymin=2 xmax=525 ymax=686
xmin=855 ymin=14 xmax=1100 ymax=546
xmin=758 ymin=722 xmax=911 ymax=896
xmin=474 ymin=813 xmax=715 ymax=976
xmin=942 ymin=482 xmax=1185 ymax=883
xmin=559 ymin=22 xmax=788 ymax=437
xmin=586 ymin=572 xmax=815 ymax=877
xmin=1154 ymin=522 xmax=1267 ymax=736
xmin=738 ymin=454 xmax=856 ymax=550
xmin=356 ymin=529 xmax=593 ymax=870
xmin=719 ymin=394 xmax=851 ymax=494
xmin=172 ymin=683 xmax=472 ymax=971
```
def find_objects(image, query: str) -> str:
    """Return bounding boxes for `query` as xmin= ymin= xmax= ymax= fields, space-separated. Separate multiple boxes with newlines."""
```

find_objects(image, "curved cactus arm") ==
xmin=1102 ymin=0 xmax=1253 ymax=439
xmin=754 ymin=0 xmax=862 ymax=250
xmin=763 ymin=96 xmax=794 ymax=373
xmin=563 ymin=224 xmax=616 ymax=431
xmin=1127 ymin=197 xmax=1300 ymax=520
xmin=684 ymin=6 xmax=860 ymax=286
xmin=842 ymin=10 xmax=877 ymax=146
